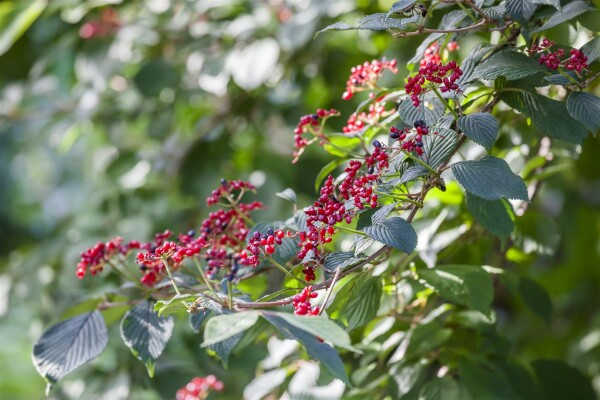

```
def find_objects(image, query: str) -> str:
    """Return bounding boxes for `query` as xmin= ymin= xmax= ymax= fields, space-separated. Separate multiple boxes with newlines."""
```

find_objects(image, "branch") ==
xmin=392 ymin=19 xmax=510 ymax=38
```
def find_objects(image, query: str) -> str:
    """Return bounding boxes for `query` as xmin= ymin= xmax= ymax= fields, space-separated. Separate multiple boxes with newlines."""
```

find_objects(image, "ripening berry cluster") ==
xmin=390 ymin=119 xmax=433 ymax=155
xmin=342 ymin=58 xmax=398 ymax=100
xmin=206 ymin=179 xmax=256 ymax=206
xmin=240 ymin=228 xmax=286 ymax=267
xmin=405 ymin=60 xmax=463 ymax=106
xmin=528 ymin=39 xmax=589 ymax=72
xmin=420 ymin=43 xmax=441 ymax=68
xmin=343 ymin=101 xmax=392 ymax=134
xmin=293 ymin=286 xmax=320 ymax=315
xmin=176 ymin=375 xmax=224 ymax=400
xmin=293 ymin=108 xmax=339 ymax=163
xmin=76 ymin=237 xmax=141 ymax=279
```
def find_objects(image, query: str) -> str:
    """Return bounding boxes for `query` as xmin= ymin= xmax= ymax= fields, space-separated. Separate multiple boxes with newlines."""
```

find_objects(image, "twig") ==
xmin=318 ymin=267 xmax=342 ymax=316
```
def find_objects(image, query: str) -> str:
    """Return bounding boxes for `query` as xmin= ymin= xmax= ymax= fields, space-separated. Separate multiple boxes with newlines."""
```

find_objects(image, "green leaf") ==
xmin=459 ymin=359 xmax=515 ymax=400
xmin=482 ymin=4 xmax=508 ymax=21
xmin=323 ymin=135 xmax=362 ymax=158
xmin=120 ymin=300 xmax=174 ymax=377
xmin=419 ymin=377 xmax=461 ymax=400
xmin=283 ymin=264 xmax=308 ymax=289
xmin=501 ymin=91 xmax=589 ymax=143
xmin=316 ymin=21 xmax=355 ymax=36
xmin=519 ymin=277 xmax=553 ymax=323
xmin=408 ymin=33 xmax=444 ymax=65
xmin=474 ymin=50 xmax=545 ymax=81
xmin=0 ymin=0 xmax=47 ymax=56
xmin=266 ymin=315 xmax=351 ymax=385
xmin=531 ymin=0 xmax=560 ymax=9
xmin=405 ymin=321 xmax=453 ymax=358
xmin=423 ymin=127 xmax=459 ymax=169
xmin=339 ymin=278 xmax=382 ymax=330
xmin=532 ymin=1 xmax=595 ymax=33
xmin=566 ymin=92 xmax=600 ymax=133
xmin=327 ymin=273 xmax=367 ymax=318
xmin=466 ymin=193 xmax=514 ymax=241
xmin=207 ymin=332 xmax=243 ymax=368
xmin=532 ymin=360 xmax=596 ymax=400
xmin=364 ymin=217 xmax=418 ymax=253
xmin=543 ymin=71 xmax=581 ymax=85
xmin=33 ymin=311 xmax=108 ymax=385
xmin=386 ymin=15 xmax=420 ymax=29
xmin=398 ymin=93 xmax=446 ymax=127
xmin=389 ymin=360 xmax=428 ymax=397
xmin=582 ymin=36 xmax=600 ymax=64
xmin=358 ymin=13 xmax=388 ymax=31
xmin=202 ymin=311 xmax=260 ymax=347
xmin=189 ymin=311 xmax=212 ymax=334
xmin=323 ymin=252 xmax=367 ymax=273
xmin=268 ymin=311 xmax=356 ymax=351
xmin=452 ymin=156 xmax=528 ymax=201
xmin=399 ymin=165 xmax=429 ymax=184
xmin=458 ymin=113 xmax=499 ymax=151
xmin=495 ymin=360 xmax=544 ymax=400
xmin=506 ymin=0 xmax=537 ymax=22
xmin=315 ymin=158 xmax=348 ymax=193
xmin=154 ymin=294 xmax=197 ymax=316
xmin=417 ymin=265 xmax=494 ymax=315
xmin=387 ymin=0 xmax=418 ymax=16
xmin=276 ymin=188 xmax=297 ymax=204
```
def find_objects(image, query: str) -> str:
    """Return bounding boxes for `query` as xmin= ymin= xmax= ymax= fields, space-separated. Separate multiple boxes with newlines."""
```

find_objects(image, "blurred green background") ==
xmin=1 ymin=1 xmax=599 ymax=399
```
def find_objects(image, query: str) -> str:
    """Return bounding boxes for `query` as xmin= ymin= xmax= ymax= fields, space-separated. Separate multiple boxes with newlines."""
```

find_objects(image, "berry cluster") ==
xmin=293 ymin=108 xmax=339 ymax=163
xmin=342 ymin=58 xmax=398 ymax=100
xmin=447 ymin=41 xmax=460 ymax=52
xmin=293 ymin=286 xmax=320 ymax=315
xmin=176 ymin=375 xmax=224 ymax=400
xmin=528 ymin=39 xmax=589 ymax=72
xmin=405 ymin=60 xmax=463 ymax=106
xmin=342 ymin=101 xmax=393 ymax=134
xmin=420 ymin=43 xmax=441 ymax=68
xmin=76 ymin=237 xmax=141 ymax=279
xmin=390 ymin=119 xmax=432 ymax=155
xmin=206 ymin=179 xmax=256 ymax=206
xmin=240 ymin=228 xmax=286 ymax=267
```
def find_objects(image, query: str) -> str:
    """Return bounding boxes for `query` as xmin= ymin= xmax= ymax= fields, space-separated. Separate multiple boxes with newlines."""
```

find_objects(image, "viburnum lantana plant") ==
xmin=33 ymin=0 xmax=599 ymax=398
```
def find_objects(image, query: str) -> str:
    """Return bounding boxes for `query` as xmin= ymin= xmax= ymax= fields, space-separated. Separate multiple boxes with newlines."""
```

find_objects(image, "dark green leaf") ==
xmin=120 ymin=300 xmax=174 ymax=377
xmin=371 ymin=203 xmax=396 ymax=224
xmin=268 ymin=311 xmax=356 ymax=351
xmin=134 ymin=59 xmax=178 ymax=97
xmin=387 ymin=0 xmax=418 ymax=16
xmin=324 ymin=252 xmax=367 ymax=273
xmin=506 ymin=0 xmax=537 ymax=22
xmin=495 ymin=360 xmax=544 ymax=400
xmin=459 ymin=44 xmax=494 ymax=85
xmin=340 ymin=278 xmax=382 ymax=330
xmin=501 ymin=90 xmax=589 ymax=142
xmin=154 ymin=294 xmax=197 ymax=316
xmin=399 ymin=165 xmax=429 ymax=184
xmin=276 ymin=188 xmax=297 ymax=204
xmin=189 ymin=311 xmax=212 ymax=334
xmin=408 ymin=33 xmax=444 ymax=65
xmin=398 ymin=92 xmax=446 ymax=127
xmin=458 ymin=113 xmax=499 ymax=151
xmin=474 ymin=50 xmax=546 ymax=81
xmin=566 ymin=92 xmax=600 ymax=133
xmin=459 ymin=359 xmax=515 ymax=400
xmin=358 ymin=13 xmax=388 ymax=31
xmin=33 ymin=311 xmax=108 ymax=385
xmin=482 ymin=4 xmax=508 ymax=20
xmin=202 ymin=311 xmax=259 ymax=347
xmin=532 ymin=360 xmax=595 ymax=400
xmin=582 ymin=36 xmax=600 ymax=64
xmin=543 ymin=71 xmax=582 ymax=85
xmin=419 ymin=377 xmax=461 ymax=400
xmin=386 ymin=15 xmax=420 ymax=29
xmin=364 ymin=217 xmax=418 ymax=253
xmin=439 ymin=10 xmax=469 ymax=29
xmin=266 ymin=315 xmax=351 ymax=385
xmin=316 ymin=21 xmax=355 ymax=36
xmin=207 ymin=332 xmax=243 ymax=368
xmin=531 ymin=0 xmax=560 ymax=9
xmin=452 ymin=156 xmax=529 ymax=201
xmin=532 ymin=1 xmax=594 ymax=33
xmin=519 ymin=277 xmax=552 ymax=323
xmin=417 ymin=265 xmax=494 ymax=315
xmin=466 ymin=193 xmax=514 ymax=241
xmin=423 ymin=127 xmax=459 ymax=169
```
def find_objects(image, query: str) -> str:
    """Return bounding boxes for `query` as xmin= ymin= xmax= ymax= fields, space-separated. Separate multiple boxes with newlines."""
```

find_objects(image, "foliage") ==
xmin=1 ymin=0 xmax=600 ymax=399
